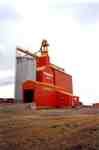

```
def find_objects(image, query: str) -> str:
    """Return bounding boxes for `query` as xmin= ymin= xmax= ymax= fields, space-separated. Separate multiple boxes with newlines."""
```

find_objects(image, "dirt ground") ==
xmin=0 ymin=103 xmax=99 ymax=150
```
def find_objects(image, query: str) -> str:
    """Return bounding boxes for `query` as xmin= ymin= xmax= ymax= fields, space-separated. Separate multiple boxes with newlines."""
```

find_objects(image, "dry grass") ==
xmin=0 ymin=104 xmax=99 ymax=150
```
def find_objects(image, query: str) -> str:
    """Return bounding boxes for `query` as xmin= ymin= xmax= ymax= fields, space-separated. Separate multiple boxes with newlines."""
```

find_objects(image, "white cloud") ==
xmin=0 ymin=69 xmax=14 ymax=78
xmin=0 ymin=84 xmax=15 ymax=98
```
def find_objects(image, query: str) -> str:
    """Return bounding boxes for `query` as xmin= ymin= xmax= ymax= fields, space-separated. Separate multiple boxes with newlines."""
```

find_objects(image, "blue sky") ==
xmin=0 ymin=0 xmax=99 ymax=104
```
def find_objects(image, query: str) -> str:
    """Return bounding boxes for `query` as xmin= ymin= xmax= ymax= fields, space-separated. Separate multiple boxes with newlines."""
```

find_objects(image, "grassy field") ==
xmin=0 ymin=103 xmax=99 ymax=150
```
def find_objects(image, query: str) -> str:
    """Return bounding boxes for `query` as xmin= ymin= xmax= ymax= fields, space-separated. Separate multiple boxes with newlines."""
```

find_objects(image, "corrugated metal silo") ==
xmin=15 ymin=55 xmax=36 ymax=102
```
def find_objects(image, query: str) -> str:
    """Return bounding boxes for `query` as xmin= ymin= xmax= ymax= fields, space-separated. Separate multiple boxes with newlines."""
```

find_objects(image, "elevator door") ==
xmin=24 ymin=90 xmax=34 ymax=103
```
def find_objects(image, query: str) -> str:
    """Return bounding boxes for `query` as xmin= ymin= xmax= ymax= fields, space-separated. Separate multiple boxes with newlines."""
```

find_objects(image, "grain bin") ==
xmin=15 ymin=55 xmax=36 ymax=102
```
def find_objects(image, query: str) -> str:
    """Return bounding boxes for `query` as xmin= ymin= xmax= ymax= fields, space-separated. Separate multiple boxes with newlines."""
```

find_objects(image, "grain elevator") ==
xmin=15 ymin=40 xmax=80 ymax=108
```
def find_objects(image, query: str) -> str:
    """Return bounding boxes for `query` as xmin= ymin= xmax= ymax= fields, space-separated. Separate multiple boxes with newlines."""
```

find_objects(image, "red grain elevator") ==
xmin=17 ymin=40 xmax=80 ymax=108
